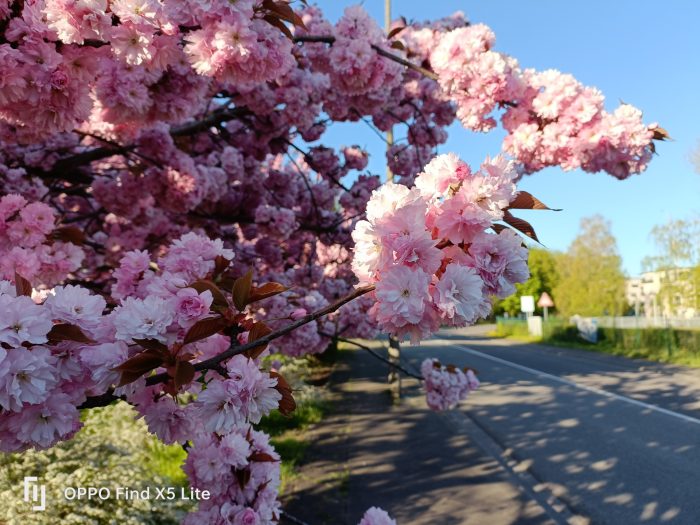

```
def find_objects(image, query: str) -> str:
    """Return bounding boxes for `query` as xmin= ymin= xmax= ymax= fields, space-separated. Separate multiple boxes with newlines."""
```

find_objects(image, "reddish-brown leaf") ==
xmin=47 ymin=323 xmax=95 ymax=344
xmin=117 ymin=369 xmax=150 ymax=387
xmin=491 ymin=224 xmax=509 ymax=235
xmin=14 ymin=272 xmax=32 ymax=297
xmin=508 ymin=191 xmax=561 ymax=211
xmin=235 ymin=468 xmax=251 ymax=489
xmin=390 ymin=40 xmax=406 ymax=51
xmin=652 ymin=126 xmax=671 ymax=141
xmin=232 ymin=269 xmax=253 ymax=311
xmin=245 ymin=322 xmax=273 ymax=359
xmin=133 ymin=338 xmax=169 ymax=353
xmin=270 ymin=370 xmax=296 ymax=416
xmin=246 ymin=282 xmax=288 ymax=305
xmin=249 ymin=452 xmax=277 ymax=463
xmin=387 ymin=24 xmax=406 ymax=39
xmin=112 ymin=349 xmax=165 ymax=386
xmin=190 ymin=279 xmax=228 ymax=311
xmin=502 ymin=211 xmax=540 ymax=243
xmin=183 ymin=316 xmax=228 ymax=345
xmin=52 ymin=226 xmax=86 ymax=245
xmin=172 ymin=361 xmax=196 ymax=389
xmin=213 ymin=255 xmax=231 ymax=277
xmin=263 ymin=13 xmax=294 ymax=39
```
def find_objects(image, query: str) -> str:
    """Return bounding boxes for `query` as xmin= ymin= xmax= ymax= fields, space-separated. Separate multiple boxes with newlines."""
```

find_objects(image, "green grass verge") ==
xmin=258 ymin=397 xmax=327 ymax=493
xmin=495 ymin=318 xmax=700 ymax=368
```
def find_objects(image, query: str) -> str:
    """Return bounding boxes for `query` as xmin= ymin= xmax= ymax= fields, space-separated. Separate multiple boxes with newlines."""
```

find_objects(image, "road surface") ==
xmin=402 ymin=325 xmax=700 ymax=525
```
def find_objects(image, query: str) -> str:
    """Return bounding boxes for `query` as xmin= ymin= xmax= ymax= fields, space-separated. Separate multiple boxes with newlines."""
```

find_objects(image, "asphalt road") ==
xmin=402 ymin=325 xmax=700 ymax=525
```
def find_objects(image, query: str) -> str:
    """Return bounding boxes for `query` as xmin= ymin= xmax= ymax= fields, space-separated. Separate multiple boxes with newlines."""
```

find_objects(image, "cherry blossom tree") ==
xmin=0 ymin=1 xmax=666 ymax=523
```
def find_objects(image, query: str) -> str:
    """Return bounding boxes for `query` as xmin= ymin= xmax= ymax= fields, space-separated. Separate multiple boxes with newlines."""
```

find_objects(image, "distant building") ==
xmin=626 ymin=268 xmax=697 ymax=318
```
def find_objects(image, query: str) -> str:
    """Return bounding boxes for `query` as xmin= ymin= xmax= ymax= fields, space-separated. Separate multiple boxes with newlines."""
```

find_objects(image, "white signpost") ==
xmin=520 ymin=295 xmax=541 ymax=337
xmin=520 ymin=295 xmax=535 ymax=315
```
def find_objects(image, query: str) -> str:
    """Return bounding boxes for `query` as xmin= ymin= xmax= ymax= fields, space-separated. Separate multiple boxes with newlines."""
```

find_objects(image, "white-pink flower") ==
xmin=0 ymin=346 xmax=57 ymax=412
xmin=433 ymin=263 xmax=484 ymax=324
xmin=421 ymin=358 xmax=479 ymax=411
xmin=373 ymin=266 xmax=430 ymax=327
xmin=196 ymin=379 xmax=245 ymax=434
xmin=359 ymin=507 xmax=397 ymax=525
xmin=173 ymin=287 xmax=213 ymax=328
xmin=0 ymin=294 xmax=53 ymax=347
xmin=112 ymin=296 xmax=174 ymax=343
xmin=43 ymin=284 xmax=106 ymax=331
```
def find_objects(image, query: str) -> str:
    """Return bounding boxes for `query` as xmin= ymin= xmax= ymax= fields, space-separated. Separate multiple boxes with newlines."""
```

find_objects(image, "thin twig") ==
xmin=79 ymin=284 xmax=376 ymax=408
xmin=280 ymin=510 xmax=311 ymax=525
xmin=294 ymin=35 xmax=439 ymax=81
xmin=326 ymin=334 xmax=423 ymax=380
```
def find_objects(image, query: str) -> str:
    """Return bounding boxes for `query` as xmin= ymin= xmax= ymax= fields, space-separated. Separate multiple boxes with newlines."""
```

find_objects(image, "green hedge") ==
xmin=495 ymin=318 xmax=700 ymax=365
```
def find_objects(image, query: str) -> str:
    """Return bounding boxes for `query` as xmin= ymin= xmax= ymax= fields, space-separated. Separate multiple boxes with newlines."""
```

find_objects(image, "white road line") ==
xmin=452 ymin=344 xmax=700 ymax=426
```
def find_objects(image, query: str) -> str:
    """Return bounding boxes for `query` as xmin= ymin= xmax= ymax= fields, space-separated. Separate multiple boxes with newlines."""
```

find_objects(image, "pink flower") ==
xmin=0 ymin=294 xmax=53 ymax=347
xmin=373 ymin=266 xmax=430 ymax=327
xmin=110 ymin=0 xmax=159 ymax=26
xmin=414 ymin=153 xmax=471 ymax=200
xmin=112 ymin=296 xmax=174 ymax=343
xmin=112 ymin=249 xmax=152 ymax=301
xmin=421 ymin=358 xmax=479 ymax=411
xmin=359 ymin=507 xmax=397 ymax=525
xmin=80 ymin=342 xmax=129 ymax=392
xmin=219 ymin=431 xmax=252 ymax=468
xmin=196 ymin=379 xmax=246 ymax=434
xmin=467 ymin=230 xmax=529 ymax=298
xmin=433 ymin=263 xmax=484 ymax=325
xmin=18 ymin=201 xmax=55 ymax=236
xmin=110 ymin=23 xmax=154 ymax=66
xmin=142 ymin=396 xmax=195 ymax=445
xmin=0 ymin=347 xmax=57 ymax=411
xmin=289 ymin=308 xmax=307 ymax=321
xmin=43 ymin=284 xmax=106 ymax=332
xmin=173 ymin=287 xmax=213 ymax=328
xmin=433 ymin=193 xmax=491 ymax=245
xmin=6 ymin=393 xmax=81 ymax=449
xmin=226 ymin=355 xmax=282 ymax=424
xmin=233 ymin=507 xmax=260 ymax=525
xmin=44 ymin=0 xmax=112 ymax=45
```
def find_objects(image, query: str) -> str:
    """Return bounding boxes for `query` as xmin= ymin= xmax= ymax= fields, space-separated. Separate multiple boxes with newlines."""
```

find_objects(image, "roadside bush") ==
xmin=0 ymin=403 xmax=193 ymax=525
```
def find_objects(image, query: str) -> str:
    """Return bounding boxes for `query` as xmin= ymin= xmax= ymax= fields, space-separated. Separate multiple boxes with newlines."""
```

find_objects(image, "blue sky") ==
xmin=314 ymin=1 xmax=700 ymax=275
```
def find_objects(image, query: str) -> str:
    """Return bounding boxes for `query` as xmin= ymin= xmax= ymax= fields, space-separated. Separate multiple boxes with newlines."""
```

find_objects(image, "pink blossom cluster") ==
xmin=353 ymin=153 xmax=528 ymax=343
xmin=0 ymin=230 xmax=294 ymax=521
xmin=359 ymin=507 xmax=398 ymax=525
xmin=0 ymin=0 xmax=297 ymax=140
xmin=183 ymin=426 xmax=281 ymax=524
xmin=0 ymin=285 xmax=88 ymax=451
xmin=430 ymin=25 xmax=657 ymax=178
xmin=0 ymin=194 xmax=84 ymax=286
xmin=421 ymin=358 xmax=480 ymax=411
xmin=0 ymin=2 xmax=664 ymax=522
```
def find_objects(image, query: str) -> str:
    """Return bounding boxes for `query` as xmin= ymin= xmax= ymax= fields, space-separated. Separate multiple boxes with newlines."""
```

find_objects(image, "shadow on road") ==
xmin=397 ymin=328 xmax=700 ymax=525
xmin=282 ymin=347 xmax=554 ymax=525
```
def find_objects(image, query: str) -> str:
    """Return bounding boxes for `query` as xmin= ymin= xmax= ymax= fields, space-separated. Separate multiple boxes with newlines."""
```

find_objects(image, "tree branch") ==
xmin=44 ymin=107 xmax=250 ymax=180
xmin=294 ymin=35 xmax=439 ymax=81
xmin=324 ymin=334 xmax=423 ymax=380
xmin=79 ymin=284 xmax=376 ymax=408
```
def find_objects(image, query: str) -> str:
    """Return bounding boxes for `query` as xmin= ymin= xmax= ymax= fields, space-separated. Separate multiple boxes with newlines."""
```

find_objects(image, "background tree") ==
xmin=642 ymin=216 xmax=700 ymax=315
xmin=495 ymin=248 xmax=560 ymax=316
xmin=553 ymin=215 xmax=627 ymax=317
